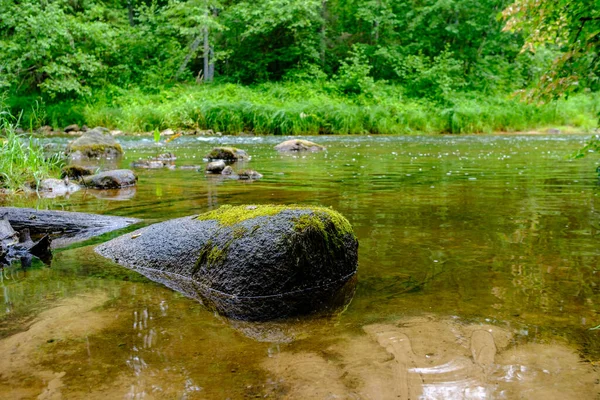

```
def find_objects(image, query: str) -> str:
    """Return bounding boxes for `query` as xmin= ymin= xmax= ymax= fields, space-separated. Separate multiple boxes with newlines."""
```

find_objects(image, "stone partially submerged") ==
xmin=96 ymin=205 xmax=358 ymax=320
xmin=275 ymin=139 xmax=325 ymax=152
xmin=66 ymin=127 xmax=123 ymax=159
xmin=206 ymin=147 xmax=249 ymax=161
xmin=81 ymin=169 xmax=137 ymax=189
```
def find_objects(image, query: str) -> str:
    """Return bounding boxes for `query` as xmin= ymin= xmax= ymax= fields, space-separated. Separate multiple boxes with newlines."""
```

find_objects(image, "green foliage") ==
xmin=1 ymin=0 xmax=598 ymax=134
xmin=46 ymin=82 xmax=599 ymax=135
xmin=0 ymin=108 xmax=64 ymax=190
xmin=333 ymin=46 xmax=376 ymax=96
xmin=0 ymin=0 xmax=554 ymax=97
xmin=503 ymin=0 xmax=600 ymax=99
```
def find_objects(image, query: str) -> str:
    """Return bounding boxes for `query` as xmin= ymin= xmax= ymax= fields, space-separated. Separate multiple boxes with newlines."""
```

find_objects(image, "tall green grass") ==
xmin=10 ymin=82 xmax=600 ymax=134
xmin=0 ymin=110 xmax=64 ymax=191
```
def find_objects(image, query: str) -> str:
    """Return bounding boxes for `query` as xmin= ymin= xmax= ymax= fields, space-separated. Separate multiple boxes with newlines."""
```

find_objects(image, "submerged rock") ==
xmin=237 ymin=169 xmax=263 ymax=180
xmin=81 ymin=169 xmax=137 ymax=189
xmin=206 ymin=147 xmax=249 ymax=161
xmin=131 ymin=159 xmax=169 ymax=169
xmin=206 ymin=160 xmax=226 ymax=173
xmin=37 ymin=179 xmax=81 ymax=195
xmin=66 ymin=127 xmax=123 ymax=159
xmin=96 ymin=205 xmax=358 ymax=320
xmin=275 ymin=139 xmax=325 ymax=152
xmin=156 ymin=152 xmax=177 ymax=161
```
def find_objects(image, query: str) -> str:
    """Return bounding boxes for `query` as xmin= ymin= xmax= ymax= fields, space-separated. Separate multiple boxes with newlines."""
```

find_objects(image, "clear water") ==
xmin=1 ymin=134 xmax=600 ymax=399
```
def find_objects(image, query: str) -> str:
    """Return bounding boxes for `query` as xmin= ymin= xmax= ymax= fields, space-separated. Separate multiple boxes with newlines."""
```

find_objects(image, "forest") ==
xmin=1 ymin=0 xmax=598 ymax=134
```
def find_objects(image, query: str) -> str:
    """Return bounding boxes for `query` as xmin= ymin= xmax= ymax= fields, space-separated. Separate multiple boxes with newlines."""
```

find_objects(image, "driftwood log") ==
xmin=0 ymin=207 xmax=140 ymax=248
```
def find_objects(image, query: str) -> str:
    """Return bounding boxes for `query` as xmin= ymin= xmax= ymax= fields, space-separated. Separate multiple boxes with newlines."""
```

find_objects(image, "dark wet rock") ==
xmin=221 ymin=166 xmax=234 ymax=175
xmin=96 ymin=205 xmax=358 ymax=321
xmin=37 ymin=179 xmax=81 ymax=195
xmin=237 ymin=170 xmax=263 ymax=180
xmin=275 ymin=139 xmax=325 ymax=152
xmin=81 ymin=169 xmax=137 ymax=189
xmin=156 ymin=152 xmax=177 ymax=161
xmin=206 ymin=160 xmax=226 ymax=173
xmin=206 ymin=147 xmax=249 ymax=161
xmin=61 ymin=165 xmax=96 ymax=179
xmin=0 ymin=207 xmax=140 ymax=248
xmin=66 ymin=127 xmax=123 ymax=159
xmin=131 ymin=159 xmax=167 ymax=169
xmin=64 ymin=124 xmax=80 ymax=133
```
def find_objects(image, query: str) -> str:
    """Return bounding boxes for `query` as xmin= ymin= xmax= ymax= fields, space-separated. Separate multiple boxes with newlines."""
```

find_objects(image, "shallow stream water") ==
xmin=1 ymin=134 xmax=600 ymax=399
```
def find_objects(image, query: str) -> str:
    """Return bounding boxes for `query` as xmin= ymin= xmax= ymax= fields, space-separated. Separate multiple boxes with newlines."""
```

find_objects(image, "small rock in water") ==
xmin=237 ymin=169 xmax=263 ymax=180
xmin=206 ymin=147 xmax=249 ymax=161
xmin=64 ymin=124 xmax=80 ymax=133
xmin=221 ymin=166 xmax=234 ymax=175
xmin=131 ymin=159 xmax=167 ymax=169
xmin=156 ymin=152 xmax=177 ymax=161
xmin=37 ymin=179 xmax=81 ymax=196
xmin=161 ymin=129 xmax=175 ymax=136
xmin=66 ymin=127 xmax=123 ymax=159
xmin=206 ymin=160 xmax=227 ymax=173
xmin=81 ymin=169 xmax=137 ymax=189
xmin=275 ymin=139 xmax=325 ymax=152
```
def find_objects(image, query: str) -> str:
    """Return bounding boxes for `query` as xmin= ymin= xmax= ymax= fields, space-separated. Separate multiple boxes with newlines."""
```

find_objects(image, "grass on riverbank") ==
xmin=0 ymin=112 xmax=64 ymax=191
xmin=9 ymin=82 xmax=600 ymax=135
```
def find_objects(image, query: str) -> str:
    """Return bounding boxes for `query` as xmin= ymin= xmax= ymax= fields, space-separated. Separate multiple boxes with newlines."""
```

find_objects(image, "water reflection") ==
xmin=0 ymin=134 xmax=599 ymax=397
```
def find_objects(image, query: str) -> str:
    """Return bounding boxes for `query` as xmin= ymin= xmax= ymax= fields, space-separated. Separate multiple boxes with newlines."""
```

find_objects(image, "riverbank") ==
xmin=8 ymin=82 xmax=600 ymax=135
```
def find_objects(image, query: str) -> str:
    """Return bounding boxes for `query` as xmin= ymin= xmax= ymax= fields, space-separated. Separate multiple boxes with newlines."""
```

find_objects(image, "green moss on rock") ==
xmin=206 ymin=147 xmax=248 ymax=161
xmin=196 ymin=204 xmax=355 ymax=238
xmin=66 ymin=128 xmax=123 ymax=157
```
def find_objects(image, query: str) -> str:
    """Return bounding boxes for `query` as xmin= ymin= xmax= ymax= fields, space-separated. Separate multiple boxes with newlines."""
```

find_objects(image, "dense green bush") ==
xmin=17 ymin=82 xmax=594 ymax=135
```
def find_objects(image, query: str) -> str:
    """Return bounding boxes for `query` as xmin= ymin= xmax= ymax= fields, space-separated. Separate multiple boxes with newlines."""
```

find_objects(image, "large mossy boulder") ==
xmin=96 ymin=205 xmax=358 ymax=320
xmin=275 ymin=139 xmax=325 ymax=152
xmin=66 ymin=127 xmax=123 ymax=159
xmin=206 ymin=147 xmax=249 ymax=161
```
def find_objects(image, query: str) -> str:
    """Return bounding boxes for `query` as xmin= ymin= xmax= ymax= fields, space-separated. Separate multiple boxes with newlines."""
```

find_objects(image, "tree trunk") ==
xmin=320 ymin=0 xmax=327 ymax=66
xmin=127 ymin=0 xmax=135 ymax=27
xmin=203 ymin=7 xmax=211 ymax=82
xmin=176 ymin=35 xmax=203 ymax=80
